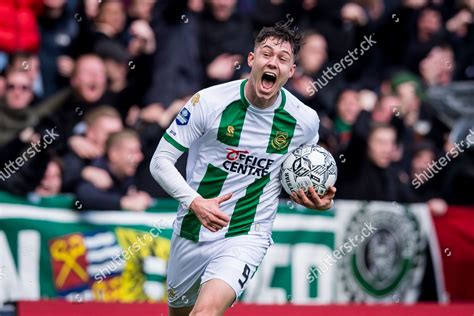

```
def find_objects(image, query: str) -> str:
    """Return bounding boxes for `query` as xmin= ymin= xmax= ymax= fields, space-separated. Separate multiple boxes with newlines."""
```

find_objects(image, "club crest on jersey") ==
xmin=191 ymin=93 xmax=200 ymax=106
xmin=226 ymin=125 xmax=235 ymax=137
xmin=176 ymin=107 xmax=191 ymax=125
xmin=271 ymin=131 xmax=289 ymax=150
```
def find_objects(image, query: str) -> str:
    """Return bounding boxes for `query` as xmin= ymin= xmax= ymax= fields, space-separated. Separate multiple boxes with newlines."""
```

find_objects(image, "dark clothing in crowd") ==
xmin=75 ymin=157 xmax=134 ymax=210
xmin=199 ymin=7 xmax=253 ymax=86
xmin=60 ymin=149 xmax=89 ymax=193
xmin=337 ymin=158 xmax=402 ymax=201
xmin=38 ymin=1 xmax=79 ymax=97
xmin=440 ymin=151 xmax=474 ymax=205
xmin=336 ymin=111 xmax=407 ymax=201
xmin=0 ymin=132 xmax=51 ymax=196
xmin=0 ymin=0 xmax=472 ymax=207
xmin=45 ymin=89 xmax=115 ymax=154
xmin=134 ymin=123 xmax=187 ymax=198
xmin=144 ymin=16 xmax=201 ymax=107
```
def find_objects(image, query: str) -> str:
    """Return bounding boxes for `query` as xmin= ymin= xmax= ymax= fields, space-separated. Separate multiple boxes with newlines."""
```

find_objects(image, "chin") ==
xmin=82 ymin=91 xmax=103 ymax=103
xmin=257 ymin=86 xmax=280 ymax=100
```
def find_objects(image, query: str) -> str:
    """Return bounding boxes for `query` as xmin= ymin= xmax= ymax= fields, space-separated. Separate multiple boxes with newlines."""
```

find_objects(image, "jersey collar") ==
xmin=240 ymin=79 xmax=286 ymax=112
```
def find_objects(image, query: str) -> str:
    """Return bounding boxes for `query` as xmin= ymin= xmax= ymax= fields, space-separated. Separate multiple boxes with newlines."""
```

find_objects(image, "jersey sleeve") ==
xmin=304 ymin=109 xmax=320 ymax=145
xmin=163 ymin=93 xmax=208 ymax=151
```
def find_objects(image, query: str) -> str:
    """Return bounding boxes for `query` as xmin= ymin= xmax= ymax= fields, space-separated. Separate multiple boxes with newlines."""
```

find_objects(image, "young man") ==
xmin=150 ymin=24 xmax=336 ymax=316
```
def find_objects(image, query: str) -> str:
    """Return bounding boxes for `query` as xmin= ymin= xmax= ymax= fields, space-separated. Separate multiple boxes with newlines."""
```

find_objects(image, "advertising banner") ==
xmin=0 ymin=194 xmax=445 ymax=305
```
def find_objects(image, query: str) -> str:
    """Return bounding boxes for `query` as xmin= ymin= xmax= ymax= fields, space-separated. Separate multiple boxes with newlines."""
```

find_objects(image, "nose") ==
xmin=266 ymin=56 xmax=278 ymax=69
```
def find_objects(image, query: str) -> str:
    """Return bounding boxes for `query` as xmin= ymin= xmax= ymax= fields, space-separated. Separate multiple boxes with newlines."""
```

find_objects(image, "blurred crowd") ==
xmin=0 ymin=0 xmax=473 ymax=211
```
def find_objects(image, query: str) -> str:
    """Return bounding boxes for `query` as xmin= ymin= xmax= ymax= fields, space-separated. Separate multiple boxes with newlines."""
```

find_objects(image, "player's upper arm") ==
xmin=303 ymin=108 xmax=320 ymax=145
xmin=162 ymin=93 xmax=209 ymax=151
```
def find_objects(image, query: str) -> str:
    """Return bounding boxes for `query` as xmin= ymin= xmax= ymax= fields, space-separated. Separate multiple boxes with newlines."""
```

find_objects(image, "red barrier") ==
xmin=17 ymin=301 xmax=474 ymax=316
xmin=433 ymin=205 xmax=474 ymax=301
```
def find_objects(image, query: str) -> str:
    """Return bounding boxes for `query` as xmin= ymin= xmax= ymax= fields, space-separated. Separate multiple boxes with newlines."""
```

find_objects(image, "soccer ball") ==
xmin=280 ymin=144 xmax=337 ymax=196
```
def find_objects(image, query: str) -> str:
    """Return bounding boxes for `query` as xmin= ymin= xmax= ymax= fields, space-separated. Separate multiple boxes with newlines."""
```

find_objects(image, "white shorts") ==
xmin=167 ymin=232 xmax=272 ymax=308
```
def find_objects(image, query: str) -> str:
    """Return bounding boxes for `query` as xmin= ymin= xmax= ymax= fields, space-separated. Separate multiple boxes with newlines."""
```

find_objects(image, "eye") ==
xmin=263 ymin=52 xmax=270 ymax=57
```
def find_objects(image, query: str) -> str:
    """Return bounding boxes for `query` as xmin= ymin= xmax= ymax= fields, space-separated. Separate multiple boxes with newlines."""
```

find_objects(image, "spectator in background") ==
xmin=0 ymin=124 xmax=57 ymax=196
xmin=446 ymin=0 xmax=474 ymax=80
xmin=199 ymin=0 xmax=253 ymax=86
xmin=127 ymin=0 xmax=156 ymax=24
xmin=337 ymin=123 xmax=408 ymax=201
xmin=404 ymin=5 xmax=447 ymax=73
xmin=68 ymin=0 xmax=143 ymax=59
xmin=439 ymin=128 xmax=474 ymax=205
xmin=333 ymin=89 xmax=362 ymax=148
xmin=408 ymin=141 xmax=442 ymax=201
xmin=251 ymin=0 xmax=303 ymax=33
xmin=7 ymin=52 xmax=43 ymax=100
xmin=75 ymin=129 xmax=152 ymax=211
xmin=90 ymin=5 xmax=157 ymax=123
xmin=287 ymin=30 xmax=345 ymax=114
xmin=391 ymin=71 xmax=448 ymax=149
xmin=0 ymin=0 xmax=43 ymax=55
xmin=0 ymin=68 xmax=66 ymax=196
xmin=38 ymin=0 xmax=80 ymax=97
xmin=299 ymin=0 xmax=361 ymax=65
xmin=91 ymin=0 xmax=128 ymax=53
xmin=419 ymin=44 xmax=455 ymax=87
xmin=0 ymin=0 xmax=470 ymax=208
xmin=0 ymin=70 xmax=38 ymax=146
xmin=34 ymin=157 xmax=63 ymax=197
xmin=141 ymin=0 xmax=201 ymax=129
xmin=94 ymin=41 xmax=135 ymax=120
xmin=372 ymin=94 xmax=401 ymax=125
xmin=45 ymin=54 xmax=110 ymax=153
xmin=61 ymin=106 xmax=123 ymax=192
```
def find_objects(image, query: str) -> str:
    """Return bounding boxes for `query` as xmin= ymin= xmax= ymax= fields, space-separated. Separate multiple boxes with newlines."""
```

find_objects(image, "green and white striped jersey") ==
xmin=164 ymin=79 xmax=319 ymax=242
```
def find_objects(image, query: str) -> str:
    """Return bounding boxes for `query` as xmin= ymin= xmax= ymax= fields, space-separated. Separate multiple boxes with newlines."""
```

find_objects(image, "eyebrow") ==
xmin=261 ymin=45 xmax=292 ymax=57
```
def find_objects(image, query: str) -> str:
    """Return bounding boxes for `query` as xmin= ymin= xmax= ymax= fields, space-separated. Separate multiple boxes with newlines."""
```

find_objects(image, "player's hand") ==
xmin=291 ymin=186 xmax=336 ymax=210
xmin=189 ymin=193 xmax=232 ymax=232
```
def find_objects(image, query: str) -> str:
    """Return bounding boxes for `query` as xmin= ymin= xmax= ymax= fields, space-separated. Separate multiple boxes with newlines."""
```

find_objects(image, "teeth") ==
xmin=264 ymin=72 xmax=276 ymax=78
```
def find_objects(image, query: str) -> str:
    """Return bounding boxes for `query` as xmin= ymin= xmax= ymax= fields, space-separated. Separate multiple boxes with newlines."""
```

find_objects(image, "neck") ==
xmin=244 ymin=78 xmax=279 ymax=109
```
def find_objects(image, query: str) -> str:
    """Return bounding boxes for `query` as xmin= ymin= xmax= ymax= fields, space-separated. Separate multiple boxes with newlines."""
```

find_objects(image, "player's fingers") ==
xmin=208 ymin=223 xmax=223 ymax=231
xmin=213 ymin=209 xmax=230 ymax=223
xmin=209 ymin=215 xmax=228 ymax=228
xmin=215 ymin=192 xmax=233 ymax=204
xmin=291 ymin=192 xmax=302 ymax=204
xmin=325 ymin=186 xmax=337 ymax=199
xmin=298 ymin=189 xmax=314 ymax=208
xmin=205 ymin=222 xmax=218 ymax=232
xmin=308 ymin=187 xmax=323 ymax=205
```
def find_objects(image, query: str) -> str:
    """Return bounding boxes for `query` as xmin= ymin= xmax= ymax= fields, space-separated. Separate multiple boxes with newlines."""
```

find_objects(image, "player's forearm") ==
xmin=149 ymin=139 xmax=200 ymax=209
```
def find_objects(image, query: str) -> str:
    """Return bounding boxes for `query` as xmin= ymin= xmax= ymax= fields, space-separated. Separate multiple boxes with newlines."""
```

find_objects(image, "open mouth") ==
xmin=261 ymin=72 xmax=277 ymax=91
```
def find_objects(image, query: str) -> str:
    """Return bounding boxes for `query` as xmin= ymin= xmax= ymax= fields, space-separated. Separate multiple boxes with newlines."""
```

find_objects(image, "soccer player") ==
xmin=150 ymin=24 xmax=336 ymax=316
